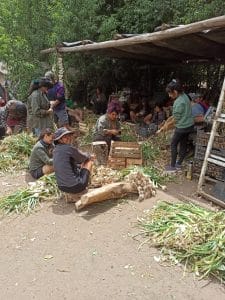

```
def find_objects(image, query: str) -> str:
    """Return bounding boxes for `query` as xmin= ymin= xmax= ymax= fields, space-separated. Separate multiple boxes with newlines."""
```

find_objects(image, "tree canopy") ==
xmin=0 ymin=0 xmax=224 ymax=99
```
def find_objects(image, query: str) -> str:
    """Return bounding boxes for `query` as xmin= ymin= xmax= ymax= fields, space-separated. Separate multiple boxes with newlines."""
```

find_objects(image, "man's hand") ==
xmin=47 ymin=108 xmax=53 ymax=114
xmin=6 ymin=126 xmax=12 ymax=135
xmin=156 ymin=128 xmax=162 ymax=135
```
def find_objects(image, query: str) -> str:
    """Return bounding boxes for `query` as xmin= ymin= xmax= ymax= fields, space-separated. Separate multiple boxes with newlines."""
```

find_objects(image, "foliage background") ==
xmin=0 ymin=0 xmax=225 ymax=101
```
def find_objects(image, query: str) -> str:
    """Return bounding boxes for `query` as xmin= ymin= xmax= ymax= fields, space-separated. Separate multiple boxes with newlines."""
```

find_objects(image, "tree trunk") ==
xmin=75 ymin=181 xmax=137 ymax=210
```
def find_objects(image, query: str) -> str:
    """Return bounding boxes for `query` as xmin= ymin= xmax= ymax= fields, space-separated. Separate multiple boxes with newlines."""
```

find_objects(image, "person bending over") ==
xmin=29 ymin=128 xmax=54 ymax=179
xmin=53 ymin=127 xmax=94 ymax=194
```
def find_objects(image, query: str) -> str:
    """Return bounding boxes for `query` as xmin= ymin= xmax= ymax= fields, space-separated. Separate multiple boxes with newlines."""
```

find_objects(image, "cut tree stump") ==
xmin=92 ymin=141 xmax=108 ymax=165
xmin=75 ymin=181 xmax=137 ymax=211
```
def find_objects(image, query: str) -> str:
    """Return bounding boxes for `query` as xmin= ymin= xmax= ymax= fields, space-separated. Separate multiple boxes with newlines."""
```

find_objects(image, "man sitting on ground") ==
xmin=29 ymin=128 xmax=54 ymax=179
xmin=53 ymin=127 xmax=94 ymax=195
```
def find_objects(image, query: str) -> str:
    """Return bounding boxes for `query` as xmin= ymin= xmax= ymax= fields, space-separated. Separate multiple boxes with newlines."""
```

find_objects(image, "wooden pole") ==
xmin=197 ymin=76 xmax=225 ymax=193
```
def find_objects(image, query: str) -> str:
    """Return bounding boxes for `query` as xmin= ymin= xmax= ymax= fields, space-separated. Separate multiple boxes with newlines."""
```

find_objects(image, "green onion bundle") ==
xmin=139 ymin=201 xmax=225 ymax=281
xmin=0 ymin=133 xmax=35 ymax=172
xmin=0 ymin=174 xmax=60 ymax=214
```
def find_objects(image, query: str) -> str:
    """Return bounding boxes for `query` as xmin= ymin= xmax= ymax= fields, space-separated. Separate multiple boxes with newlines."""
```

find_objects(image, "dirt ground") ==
xmin=0 ymin=171 xmax=224 ymax=300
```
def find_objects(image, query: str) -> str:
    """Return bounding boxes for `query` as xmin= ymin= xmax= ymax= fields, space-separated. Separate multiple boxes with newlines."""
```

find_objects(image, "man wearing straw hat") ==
xmin=53 ymin=127 xmax=94 ymax=195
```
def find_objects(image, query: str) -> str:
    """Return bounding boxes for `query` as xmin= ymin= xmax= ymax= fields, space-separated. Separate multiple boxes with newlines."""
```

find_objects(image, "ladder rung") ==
xmin=207 ymin=157 xmax=225 ymax=168
xmin=217 ymin=117 xmax=225 ymax=123
xmin=210 ymin=154 xmax=225 ymax=162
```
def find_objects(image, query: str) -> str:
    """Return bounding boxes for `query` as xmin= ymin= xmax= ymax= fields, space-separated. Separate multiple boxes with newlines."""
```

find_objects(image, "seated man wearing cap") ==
xmin=53 ymin=127 xmax=94 ymax=194
xmin=29 ymin=128 xmax=55 ymax=179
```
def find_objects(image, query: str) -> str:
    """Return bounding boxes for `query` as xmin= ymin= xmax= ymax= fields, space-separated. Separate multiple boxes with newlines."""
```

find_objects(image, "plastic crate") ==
xmin=194 ymin=159 xmax=225 ymax=181
xmin=196 ymin=131 xmax=225 ymax=149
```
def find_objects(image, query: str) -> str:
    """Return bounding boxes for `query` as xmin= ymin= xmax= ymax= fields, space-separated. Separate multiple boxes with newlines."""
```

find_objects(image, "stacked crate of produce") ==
xmin=108 ymin=141 xmax=142 ymax=169
xmin=194 ymin=131 xmax=225 ymax=181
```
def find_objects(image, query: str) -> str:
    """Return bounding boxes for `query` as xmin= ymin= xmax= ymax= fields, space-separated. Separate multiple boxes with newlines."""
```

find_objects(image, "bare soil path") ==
xmin=0 ymin=171 xmax=224 ymax=300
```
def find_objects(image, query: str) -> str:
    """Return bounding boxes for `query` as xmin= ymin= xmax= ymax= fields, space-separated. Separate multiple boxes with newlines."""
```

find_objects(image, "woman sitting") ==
xmin=144 ymin=101 xmax=166 ymax=134
xmin=130 ymin=97 xmax=149 ymax=123
xmin=29 ymin=128 xmax=55 ymax=179
xmin=93 ymin=104 xmax=121 ymax=150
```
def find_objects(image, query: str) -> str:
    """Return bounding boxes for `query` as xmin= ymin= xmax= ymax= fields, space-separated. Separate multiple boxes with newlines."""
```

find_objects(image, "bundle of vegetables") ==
xmin=91 ymin=165 xmax=121 ymax=186
xmin=0 ymin=174 xmax=60 ymax=214
xmin=121 ymin=123 xmax=138 ymax=142
xmin=139 ymin=201 xmax=225 ymax=281
xmin=0 ymin=132 xmax=35 ymax=172
xmin=120 ymin=166 xmax=171 ymax=186
xmin=141 ymin=134 xmax=170 ymax=167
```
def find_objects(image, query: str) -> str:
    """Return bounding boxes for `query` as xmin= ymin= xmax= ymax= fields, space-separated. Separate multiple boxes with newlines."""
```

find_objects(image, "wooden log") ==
xmin=75 ymin=181 xmax=137 ymax=210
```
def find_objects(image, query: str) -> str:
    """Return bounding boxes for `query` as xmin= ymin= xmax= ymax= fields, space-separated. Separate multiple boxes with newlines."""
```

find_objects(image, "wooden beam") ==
xmin=119 ymin=44 xmax=186 ymax=62
xmin=41 ymin=16 xmax=225 ymax=54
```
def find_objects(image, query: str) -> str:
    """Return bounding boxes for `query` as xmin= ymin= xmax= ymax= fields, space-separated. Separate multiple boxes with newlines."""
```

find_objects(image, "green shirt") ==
xmin=173 ymin=93 xmax=194 ymax=128
xmin=29 ymin=140 xmax=53 ymax=171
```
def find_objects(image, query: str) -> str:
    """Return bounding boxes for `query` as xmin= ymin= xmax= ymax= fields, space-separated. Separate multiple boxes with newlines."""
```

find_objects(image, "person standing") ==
xmin=0 ymin=62 xmax=9 ymax=107
xmin=27 ymin=79 xmax=40 ymax=134
xmin=31 ymin=78 xmax=55 ymax=137
xmin=92 ymin=86 xmax=107 ymax=115
xmin=29 ymin=128 xmax=55 ymax=179
xmin=45 ymin=71 xmax=69 ymax=128
xmin=158 ymin=80 xmax=194 ymax=171
xmin=53 ymin=127 xmax=94 ymax=194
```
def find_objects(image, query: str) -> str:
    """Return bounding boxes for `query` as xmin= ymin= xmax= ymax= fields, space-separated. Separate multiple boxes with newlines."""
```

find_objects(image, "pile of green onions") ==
xmin=0 ymin=174 xmax=60 ymax=214
xmin=139 ymin=201 xmax=225 ymax=282
xmin=0 ymin=132 xmax=35 ymax=172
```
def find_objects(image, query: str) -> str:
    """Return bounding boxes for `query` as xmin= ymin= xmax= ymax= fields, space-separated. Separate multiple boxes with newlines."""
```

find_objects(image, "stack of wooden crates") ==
xmin=108 ymin=141 xmax=142 ymax=169
xmin=194 ymin=130 xmax=225 ymax=181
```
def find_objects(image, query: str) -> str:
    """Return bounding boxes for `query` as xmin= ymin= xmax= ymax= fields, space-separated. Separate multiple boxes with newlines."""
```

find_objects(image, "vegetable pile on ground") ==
xmin=0 ymin=133 xmax=35 ymax=173
xmin=0 ymin=174 xmax=60 ymax=214
xmin=138 ymin=201 xmax=225 ymax=282
xmin=91 ymin=165 xmax=121 ymax=187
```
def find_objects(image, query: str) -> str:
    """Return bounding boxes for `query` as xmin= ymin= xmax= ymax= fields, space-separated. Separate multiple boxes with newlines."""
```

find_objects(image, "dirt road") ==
xmin=0 ymin=172 xmax=224 ymax=300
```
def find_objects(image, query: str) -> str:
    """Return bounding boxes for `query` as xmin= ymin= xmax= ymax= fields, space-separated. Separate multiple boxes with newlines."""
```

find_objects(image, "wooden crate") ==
xmin=108 ymin=141 xmax=142 ymax=169
xmin=107 ymin=156 xmax=126 ymax=169
xmin=109 ymin=141 xmax=142 ymax=158
xmin=126 ymin=158 xmax=143 ymax=167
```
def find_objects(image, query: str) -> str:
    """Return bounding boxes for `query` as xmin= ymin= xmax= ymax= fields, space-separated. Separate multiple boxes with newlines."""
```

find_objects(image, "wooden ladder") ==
xmin=197 ymin=76 xmax=225 ymax=208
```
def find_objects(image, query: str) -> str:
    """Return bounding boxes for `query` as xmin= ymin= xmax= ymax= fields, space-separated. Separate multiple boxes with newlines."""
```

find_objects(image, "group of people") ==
xmin=0 ymin=68 xmax=213 ymax=196
xmin=29 ymin=126 xmax=94 ymax=196
xmin=27 ymin=71 xmax=70 ymax=136
xmin=0 ymin=71 xmax=70 ymax=140
xmin=91 ymin=80 xmax=212 ymax=173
